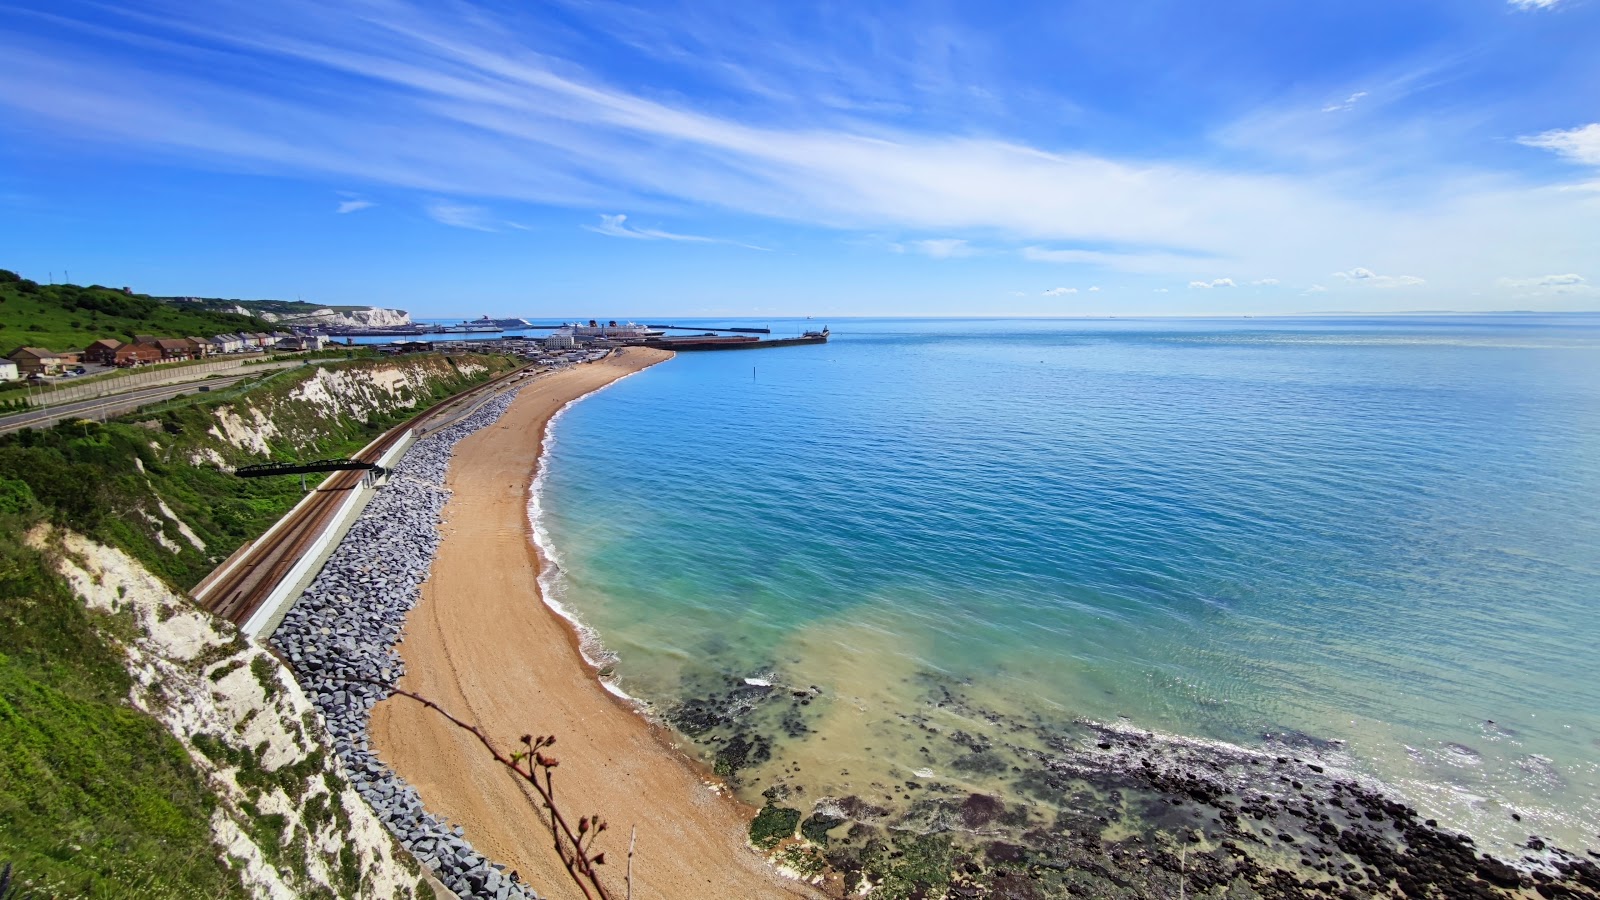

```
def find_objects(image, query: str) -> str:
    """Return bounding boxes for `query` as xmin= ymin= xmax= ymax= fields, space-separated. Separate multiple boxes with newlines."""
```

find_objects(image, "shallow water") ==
xmin=532 ymin=316 xmax=1600 ymax=856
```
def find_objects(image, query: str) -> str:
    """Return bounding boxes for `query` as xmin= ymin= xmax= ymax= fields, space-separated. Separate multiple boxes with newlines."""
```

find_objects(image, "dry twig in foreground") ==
xmin=344 ymin=677 xmax=622 ymax=900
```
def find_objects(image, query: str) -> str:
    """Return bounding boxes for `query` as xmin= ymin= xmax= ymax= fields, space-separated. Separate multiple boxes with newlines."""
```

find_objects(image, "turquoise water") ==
xmin=532 ymin=316 xmax=1600 ymax=853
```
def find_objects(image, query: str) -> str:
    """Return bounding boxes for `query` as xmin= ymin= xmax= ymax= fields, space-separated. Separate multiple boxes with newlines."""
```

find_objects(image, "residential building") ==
xmin=84 ymin=338 xmax=125 ymax=366
xmin=7 ymin=347 xmax=67 ymax=376
xmin=210 ymin=334 xmax=244 ymax=354
xmin=274 ymin=335 xmax=324 ymax=351
xmin=113 ymin=344 xmax=162 ymax=367
xmin=184 ymin=337 xmax=211 ymax=358
xmin=154 ymin=339 xmax=193 ymax=361
xmin=0 ymin=360 xmax=18 ymax=382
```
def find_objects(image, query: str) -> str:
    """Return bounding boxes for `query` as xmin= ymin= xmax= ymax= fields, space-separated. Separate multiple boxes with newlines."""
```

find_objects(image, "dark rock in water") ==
xmin=949 ymin=750 xmax=1009 ymax=775
xmin=1476 ymin=856 xmax=1527 ymax=888
xmin=748 ymin=804 xmax=801 ymax=850
xmin=959 ymin=793 xmax=1005 ymax=829
xmin=712 ymin=732 xmax=770 ymax=777
xmin=834 ymin=795 xmax=891 ymax=822
xmin=800 ymin=811 xmax=847 ymax=846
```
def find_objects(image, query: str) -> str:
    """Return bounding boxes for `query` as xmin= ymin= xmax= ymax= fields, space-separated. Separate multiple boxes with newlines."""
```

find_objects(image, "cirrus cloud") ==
xmin=1335 ymin=267 xmax=1425 ymax=287
xmin=1518 ymin=123 xmax=1600 ymax=166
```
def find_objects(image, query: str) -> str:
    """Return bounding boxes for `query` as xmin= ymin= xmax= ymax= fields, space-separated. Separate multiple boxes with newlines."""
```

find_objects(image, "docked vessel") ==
xmin=438 ymin=315 xmax=534 ymax=333
xmin=564 ymin=320 xmax=665 ymax=340
xmin=643 ymin=327 xmax=828 ymax=351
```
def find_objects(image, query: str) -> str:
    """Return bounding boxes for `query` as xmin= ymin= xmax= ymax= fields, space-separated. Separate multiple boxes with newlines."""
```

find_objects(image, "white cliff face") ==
xmin=32 ymin=528 xmax=425 ymax=900
xmin=204 ymin=358 xmax=460 ymax=457
xmin=226 ymin=306 xmax=413 ymax=327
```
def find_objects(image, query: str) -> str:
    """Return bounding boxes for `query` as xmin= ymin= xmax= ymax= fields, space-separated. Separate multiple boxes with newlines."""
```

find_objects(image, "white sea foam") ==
xmin=526 ymin=360 xmax=665 ymax=679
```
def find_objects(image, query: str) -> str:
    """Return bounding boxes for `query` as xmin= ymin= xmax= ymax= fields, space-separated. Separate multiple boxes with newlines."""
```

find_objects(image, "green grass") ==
xmin=0 ymin=351 xmax=519 ymax=895
xmin=0 ymin=270 xmax=271 ymax=354
xmin=0 ymin=518 xmax=248 ymax=898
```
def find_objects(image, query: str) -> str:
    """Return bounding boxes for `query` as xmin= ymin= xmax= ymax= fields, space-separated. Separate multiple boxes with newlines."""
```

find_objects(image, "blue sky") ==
xmin=1 ymin=0 xmax=1597 ymax=317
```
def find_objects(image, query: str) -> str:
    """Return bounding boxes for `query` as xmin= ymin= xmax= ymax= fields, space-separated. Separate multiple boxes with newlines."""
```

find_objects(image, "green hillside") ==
xmin=0 ymin=353 xmax=519 ymax=895
xmin=0 ymin=270 xmax=271 ymax=354
xmin=160 ymin=297 xmax=370 ymax=319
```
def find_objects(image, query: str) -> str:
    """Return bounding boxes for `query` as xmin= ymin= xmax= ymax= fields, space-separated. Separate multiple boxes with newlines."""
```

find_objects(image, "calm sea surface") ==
xmin=530 ymin=316 xmax=1600 ymax=853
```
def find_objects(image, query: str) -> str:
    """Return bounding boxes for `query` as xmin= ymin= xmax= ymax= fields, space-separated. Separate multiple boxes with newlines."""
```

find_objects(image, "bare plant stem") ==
xmin=627 ymin=826 xmax=636 ymax=900
xmin=339 ymin=676 xmax=615 ymax=900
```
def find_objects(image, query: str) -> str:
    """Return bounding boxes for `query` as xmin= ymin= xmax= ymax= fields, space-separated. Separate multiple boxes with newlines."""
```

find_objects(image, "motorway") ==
xmin=0 ymin=368 xmax=291 ymax=435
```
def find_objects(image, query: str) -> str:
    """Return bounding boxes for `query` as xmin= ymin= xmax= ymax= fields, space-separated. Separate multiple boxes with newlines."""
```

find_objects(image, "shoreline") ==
xmin=369 ymin=348 xmax=821 ymax=900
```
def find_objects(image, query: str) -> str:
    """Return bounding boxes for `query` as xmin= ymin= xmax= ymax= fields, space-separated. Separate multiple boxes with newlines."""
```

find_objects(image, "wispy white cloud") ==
xmin=584 ymin=213 xmax=765 ymax=249
xmin=1042 ymin=286 xmax=1078 ymax=296
xmin=1508 ymin=0 xmax=1563 ymax=10
xmin=1250 ymin=278 xmax=1279 ymax=286
xmin=1189 ymin=278 xmax=1236 ymax=288
xmin=336 ymin=198 xmax=374 ymax=214
xmin=1334 ymin=267 xmax=1425 ymax=287
xmin=890 ymin=237 xmax=975 ymax=258
xmin=906 ymin=238 xmax=974 ymax=259
xmin=1519 ymin=123 xmax=1600 ymax=166
xmin=1321 ymin=91 xmax=1369 ymax=113
xmin=1496 ymin=273 xmax=1593 ymax=293
xmin=1020 ymin=246 xmax=1213 ymax=274
xmin=426 ymin=200 xmax=499 ymax=231
xmin=0 ymin=1 xmax=1594 ymax=302
xmin=1087 ymin=286 xmax=1100 ymax=292
xmin=1303 ymin=284 xmax=1328 ymax=294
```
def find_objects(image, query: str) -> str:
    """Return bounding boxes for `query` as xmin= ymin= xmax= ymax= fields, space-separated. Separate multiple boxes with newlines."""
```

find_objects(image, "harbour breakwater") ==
xmin=271 ymin=388 xmax=541 ymax=900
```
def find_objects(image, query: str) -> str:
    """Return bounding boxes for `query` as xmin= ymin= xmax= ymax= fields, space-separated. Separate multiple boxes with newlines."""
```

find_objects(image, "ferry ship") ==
xmin=643 ymin=327 xmax=828 ymax=351
xmin=439 ymin=315 xmax=534 ymax=333
xmin=563 ymin=320 xmax=666 ymax=339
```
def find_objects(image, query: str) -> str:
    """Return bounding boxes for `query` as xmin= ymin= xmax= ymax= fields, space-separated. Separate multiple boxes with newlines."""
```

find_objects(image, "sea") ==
xmin=524 ymin=315 xmax=1600 ymax=859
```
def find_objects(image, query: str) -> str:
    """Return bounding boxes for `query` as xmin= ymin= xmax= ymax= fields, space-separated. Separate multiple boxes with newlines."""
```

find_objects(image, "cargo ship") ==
xmin=643 ymin=327 xmax=828 ymax=351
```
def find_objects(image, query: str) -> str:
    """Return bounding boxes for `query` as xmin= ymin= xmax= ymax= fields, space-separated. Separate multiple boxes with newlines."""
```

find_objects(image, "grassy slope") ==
xmin=0 ymin=352 xmax=519 ymax=894
xmin=163 ymin=298 xmax=374 ymax=318
xmin=0 ymin=270 xmax=272 ymax=355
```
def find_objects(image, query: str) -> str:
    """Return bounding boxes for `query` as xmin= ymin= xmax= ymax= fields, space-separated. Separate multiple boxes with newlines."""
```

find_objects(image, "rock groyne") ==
xmin=272 ymin=388 xmax=539 ymax=900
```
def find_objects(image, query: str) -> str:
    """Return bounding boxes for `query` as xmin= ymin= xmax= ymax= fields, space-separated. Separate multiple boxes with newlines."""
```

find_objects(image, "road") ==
xmin=0 ymin=368 xmax=284 ymax=435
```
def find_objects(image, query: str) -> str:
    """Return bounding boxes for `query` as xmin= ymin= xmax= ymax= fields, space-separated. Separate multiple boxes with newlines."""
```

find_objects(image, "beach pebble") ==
xmin=270 ymin=388 xmax=544 ymax=899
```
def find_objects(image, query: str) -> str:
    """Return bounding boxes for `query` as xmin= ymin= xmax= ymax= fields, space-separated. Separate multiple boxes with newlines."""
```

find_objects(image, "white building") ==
xmin=544 ymin=330 xmax=577 ymax=349
xmin=0 ymin=360 xmax=18 ymax=382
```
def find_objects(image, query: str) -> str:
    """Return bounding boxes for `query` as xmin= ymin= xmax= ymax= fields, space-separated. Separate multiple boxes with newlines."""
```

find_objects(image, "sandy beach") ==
xmin=370 ymin=348 xmax=818 ymax=900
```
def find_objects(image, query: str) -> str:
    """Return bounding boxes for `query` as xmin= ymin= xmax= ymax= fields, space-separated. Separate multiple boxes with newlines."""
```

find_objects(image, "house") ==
xmin=154 ymin=339 xmax=192 ymax=362
xmin=0 ymin=360 xmax=18 ymax=382
xmin=84 ymin=338 xmax=125 ymax=366
xmin=132 ymin=334 xmax=159 ymax=346
xmin=183 ymin=337 xmax=211 ymax=358
xmin=269 ymin=331 xmax=295 ymax=344
xmin=251 ymin=332 xmax=275 ymax=349
xmin=113 ymin=344 xmax=162 ymax=367
xmin=210 ymin=334 xmax=243 ymax=354
xmin=7 ymin=347 xmax=67 ymax=376
xmin=274 ymin=335 xmax=323 ymax=352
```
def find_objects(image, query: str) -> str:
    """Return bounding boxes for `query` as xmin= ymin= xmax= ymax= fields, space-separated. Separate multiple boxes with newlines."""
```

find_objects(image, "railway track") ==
xmin=193 ymin=362 xmax=540 ymax=625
